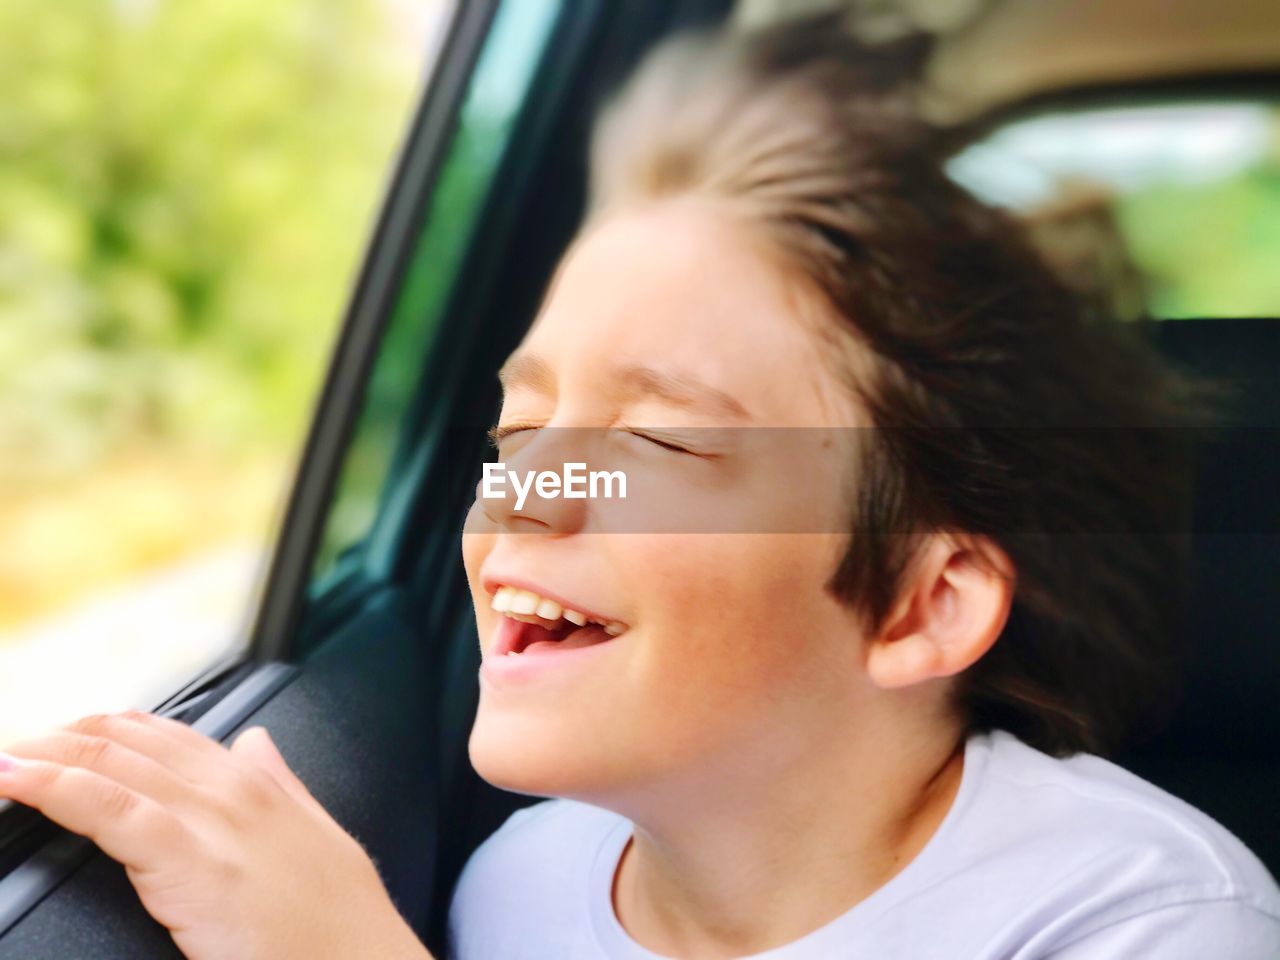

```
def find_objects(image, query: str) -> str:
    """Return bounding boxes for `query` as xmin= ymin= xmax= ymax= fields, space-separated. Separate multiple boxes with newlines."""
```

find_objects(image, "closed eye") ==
xmin=625 ymin=429 xmax=696 ymax=455
xmin=486 ymin=422 xmax=540 ymax=448
xmin=486 ymin=424 xmax=711 ymax=458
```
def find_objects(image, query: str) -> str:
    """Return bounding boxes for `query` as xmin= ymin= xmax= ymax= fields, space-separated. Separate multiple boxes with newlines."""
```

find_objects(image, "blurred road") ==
xmin=0 ymin=544 xmax=264 ymax=746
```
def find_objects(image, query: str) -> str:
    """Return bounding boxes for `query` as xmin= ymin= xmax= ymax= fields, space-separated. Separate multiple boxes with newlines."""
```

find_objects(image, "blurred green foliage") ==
xmin=0 ymin=0 xmax=430 ymax=482
xmin=1118 ymin=158 xmax=1280 ymax=318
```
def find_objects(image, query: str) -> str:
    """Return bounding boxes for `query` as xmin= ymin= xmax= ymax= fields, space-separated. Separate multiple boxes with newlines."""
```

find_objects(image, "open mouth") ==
xmin=489 ymin=585 xmax=628 ymax=657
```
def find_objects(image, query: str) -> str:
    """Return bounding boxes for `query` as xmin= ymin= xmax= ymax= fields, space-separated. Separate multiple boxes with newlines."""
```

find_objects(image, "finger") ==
xmin=3 ymin=732 xmax=198 ymax=810
xmin=0 ymin=755 xmax=190 ymax=874
xmin=229 ymin=727 xmax=327 ymax=817
xmin=59 ymin=712 xmax=229 ymax=786
xmin=114 ymin=711 xmax=231 ymax=763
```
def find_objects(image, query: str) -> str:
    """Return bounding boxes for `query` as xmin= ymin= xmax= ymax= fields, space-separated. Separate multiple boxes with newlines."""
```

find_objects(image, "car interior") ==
xmin=0 ymin=0 xmax=1275 ymax=956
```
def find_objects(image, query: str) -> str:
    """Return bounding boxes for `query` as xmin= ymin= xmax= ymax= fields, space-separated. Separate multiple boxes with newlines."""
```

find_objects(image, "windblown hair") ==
xmin=586 ymin=15 xmax=1195 ymax=757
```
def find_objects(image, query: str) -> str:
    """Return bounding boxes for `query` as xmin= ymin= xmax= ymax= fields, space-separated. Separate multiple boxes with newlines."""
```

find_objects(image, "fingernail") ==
xmin=0 ymin=754 xmax=16 ymax=773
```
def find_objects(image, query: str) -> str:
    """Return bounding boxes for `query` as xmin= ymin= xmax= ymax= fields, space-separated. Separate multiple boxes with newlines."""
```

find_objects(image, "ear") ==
xmin=865 ymin=535 xmax=1015 ymax=690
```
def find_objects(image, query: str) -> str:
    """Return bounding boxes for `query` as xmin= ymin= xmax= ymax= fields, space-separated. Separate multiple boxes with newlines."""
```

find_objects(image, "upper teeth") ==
xmin=490 ymin=586 xmax=626 ymax=636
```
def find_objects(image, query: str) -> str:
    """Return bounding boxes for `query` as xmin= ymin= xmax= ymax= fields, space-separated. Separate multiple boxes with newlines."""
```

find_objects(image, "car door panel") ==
xmin=0 ymin=589 xmax=437 ymax=959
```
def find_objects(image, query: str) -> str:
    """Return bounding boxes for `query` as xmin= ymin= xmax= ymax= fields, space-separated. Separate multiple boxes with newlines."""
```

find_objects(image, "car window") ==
xmin=310 ymin=0 xmax=565 ymax=590
xmin=0 ymin=0 xmax=452 ymax=745
xmin=948 ymin=100 xmax=1280 ymax=319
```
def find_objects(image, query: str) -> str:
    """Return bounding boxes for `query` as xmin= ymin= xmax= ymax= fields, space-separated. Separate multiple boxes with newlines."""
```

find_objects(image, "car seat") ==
xmin=1119 ymin=316 xmax=1279 ymax=878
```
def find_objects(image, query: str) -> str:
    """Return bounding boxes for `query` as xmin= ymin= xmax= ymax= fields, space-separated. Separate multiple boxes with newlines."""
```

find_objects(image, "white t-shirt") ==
xmin=447 ymin=729 xmax=1280 ymax=958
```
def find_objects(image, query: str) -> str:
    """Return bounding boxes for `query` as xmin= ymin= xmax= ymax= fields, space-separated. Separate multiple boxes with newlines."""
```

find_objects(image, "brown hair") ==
xmin=586 ymin=15 xmax=1195 ymax=757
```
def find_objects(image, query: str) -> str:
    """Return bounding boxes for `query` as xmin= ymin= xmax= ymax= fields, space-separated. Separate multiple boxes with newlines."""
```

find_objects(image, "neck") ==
xmin=609 ymin=722 xmax=967 ymax=959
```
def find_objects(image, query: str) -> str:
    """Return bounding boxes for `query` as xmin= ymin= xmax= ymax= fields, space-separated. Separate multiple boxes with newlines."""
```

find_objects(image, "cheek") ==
xmin=632 ymin=534 xmax=853 ymax=711
xmin=466 ymin=532 xmax=861 ymax=800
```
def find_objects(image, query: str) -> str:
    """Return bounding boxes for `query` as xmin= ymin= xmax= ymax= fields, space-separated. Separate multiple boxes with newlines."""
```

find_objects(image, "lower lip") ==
xmin=479 ymin=618 xmax=622 ymax=687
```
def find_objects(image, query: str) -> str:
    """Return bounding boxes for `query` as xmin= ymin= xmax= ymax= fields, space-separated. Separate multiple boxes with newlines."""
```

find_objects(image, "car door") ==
xmin=0 ymin=1 xmax=730 ymax=957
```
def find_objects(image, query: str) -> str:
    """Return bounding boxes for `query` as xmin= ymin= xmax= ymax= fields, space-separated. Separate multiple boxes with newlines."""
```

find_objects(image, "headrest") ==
xmin=1144 ymin=317 xmax=1279 ymax=756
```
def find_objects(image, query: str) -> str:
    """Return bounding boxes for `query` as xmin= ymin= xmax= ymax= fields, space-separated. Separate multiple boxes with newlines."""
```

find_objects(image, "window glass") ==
xmin=312 ymin=0 xmax=564 ymax=585
xmin=0 ymin=0 xmax=450 ymax=744
xmin=948 ymin=101 xmax=1280 ymax=319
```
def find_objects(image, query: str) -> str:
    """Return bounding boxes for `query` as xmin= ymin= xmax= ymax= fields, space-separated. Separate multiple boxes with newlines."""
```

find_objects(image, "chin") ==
xmin=468 ymin=708 xmax=613 ymax=799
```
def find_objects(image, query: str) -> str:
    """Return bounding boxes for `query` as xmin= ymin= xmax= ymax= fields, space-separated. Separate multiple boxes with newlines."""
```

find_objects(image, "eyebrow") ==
xmin=497 ymin=352 xmax=750 ymax=421
xmin=497 ymin=353 xmax=555 ymax=395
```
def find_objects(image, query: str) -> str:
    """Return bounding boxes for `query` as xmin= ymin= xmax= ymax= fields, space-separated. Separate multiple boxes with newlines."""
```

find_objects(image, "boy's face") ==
xmin=462 ymin=199 xmax=873 ymax=806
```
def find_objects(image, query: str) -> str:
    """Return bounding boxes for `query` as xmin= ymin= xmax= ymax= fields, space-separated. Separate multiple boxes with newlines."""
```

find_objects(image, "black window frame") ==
xmin=245 ymin=0 xmax=505 ymax=664
xmin=279 ymin=0 xmax=735 ymax=663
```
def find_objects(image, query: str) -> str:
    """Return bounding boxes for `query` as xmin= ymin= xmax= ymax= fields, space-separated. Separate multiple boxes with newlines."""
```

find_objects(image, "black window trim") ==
xmin=247 ymin=0 xmax=502 ymax=664
xmin=304 ymin=0 xmax=737 ymax=653
xmin=361 ymin=0 xmax=611 ymax=589
xmin=289 ymin=0 xmax=607 ymax=661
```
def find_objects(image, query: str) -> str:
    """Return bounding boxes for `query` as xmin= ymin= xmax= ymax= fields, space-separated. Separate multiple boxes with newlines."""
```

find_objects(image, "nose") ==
xmin=477 ymin=428 xmax=590 ymax=535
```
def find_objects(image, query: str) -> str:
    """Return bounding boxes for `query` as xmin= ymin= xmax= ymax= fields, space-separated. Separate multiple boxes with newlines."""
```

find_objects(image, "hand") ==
xmin=0 ymin=711 xmax=432 ymax=960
